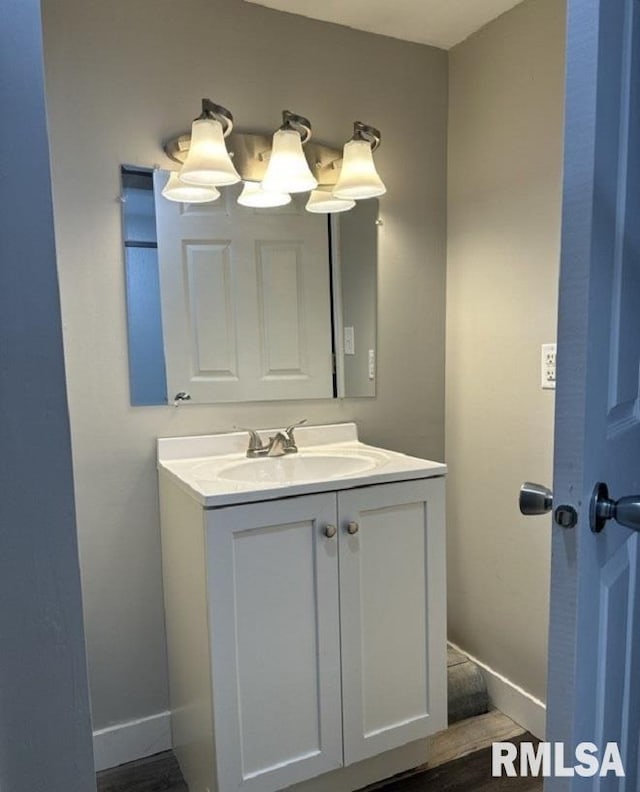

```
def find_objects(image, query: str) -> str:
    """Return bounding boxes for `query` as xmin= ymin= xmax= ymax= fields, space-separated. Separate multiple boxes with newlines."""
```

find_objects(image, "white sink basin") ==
xmin=158 ymin=423 xmax=448 ymax=506
xmin=214 ymin=453 xmax=379 ymax=484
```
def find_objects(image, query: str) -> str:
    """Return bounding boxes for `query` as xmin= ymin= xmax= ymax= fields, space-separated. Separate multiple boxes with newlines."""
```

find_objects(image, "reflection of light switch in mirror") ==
xmin=344 ymin=326 xmax=355 ymax=355
xmin=368 ymin=349 xmax=375 ymax=380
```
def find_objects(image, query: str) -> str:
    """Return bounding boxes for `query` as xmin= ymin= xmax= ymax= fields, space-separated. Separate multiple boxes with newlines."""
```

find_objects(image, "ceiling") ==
xmin=243 ymin=0 xmax=525 ymax=50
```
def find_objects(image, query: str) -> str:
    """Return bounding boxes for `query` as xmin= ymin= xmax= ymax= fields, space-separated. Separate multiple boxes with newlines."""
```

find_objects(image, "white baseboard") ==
xmin=448 ymin=641 xmax=547 ymax=739
xmin=93 ymin=710 xmax=172 ymax=772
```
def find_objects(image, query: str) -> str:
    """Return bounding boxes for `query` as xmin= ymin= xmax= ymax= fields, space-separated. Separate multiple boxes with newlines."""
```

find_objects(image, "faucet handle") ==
xmin=285 ymin=418 xmax=307 ymax=437
xmin=282 ymin=419 xmax=307 ymax=454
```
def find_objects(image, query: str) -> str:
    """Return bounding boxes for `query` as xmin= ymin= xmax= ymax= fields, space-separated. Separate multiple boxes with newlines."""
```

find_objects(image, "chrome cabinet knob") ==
xmin=324 ymin=524 xmax=337 ymax=538
xmin=346 ymin=521 xmax=359 ymax=535
xmin=519 ymin=482 xmax=553 ymax=515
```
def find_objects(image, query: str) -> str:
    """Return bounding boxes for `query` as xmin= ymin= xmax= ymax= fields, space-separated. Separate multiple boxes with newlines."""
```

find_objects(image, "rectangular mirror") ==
xmin=121 ymin=167 xmax=378 ymax=404
xmin=122 ymin=168 xmax=167 ymax=405
xmin=332 ymin=199 xmax=378 ymax=398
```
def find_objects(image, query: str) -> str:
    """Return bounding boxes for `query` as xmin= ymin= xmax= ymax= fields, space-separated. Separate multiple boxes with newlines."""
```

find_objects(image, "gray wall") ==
xmin=0 ymin=0 xmax=95 ymax=787
xmin=446 ymin=0 xmax=565 ymax=703
xmin=41 ymin=0 xmax=448 ymax=730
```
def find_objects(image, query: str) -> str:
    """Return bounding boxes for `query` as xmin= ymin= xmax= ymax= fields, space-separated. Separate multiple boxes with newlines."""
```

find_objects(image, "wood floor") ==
xmin=363 ymin=711 xmax=539 ymax=791
xmin=428 ymin=710 xmax=528 ymax=769
xmin=96 ymin=752 xmax=186 ymax=792
xmin=97 ymin=711 xmax=540 ymax=792
xmin=374 ymin=733 xmax=541 ymax=792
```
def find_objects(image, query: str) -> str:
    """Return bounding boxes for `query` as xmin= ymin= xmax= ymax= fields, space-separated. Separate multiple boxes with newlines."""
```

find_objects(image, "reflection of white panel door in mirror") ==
xmin=154 ymin=172 xmax=334 ymax=403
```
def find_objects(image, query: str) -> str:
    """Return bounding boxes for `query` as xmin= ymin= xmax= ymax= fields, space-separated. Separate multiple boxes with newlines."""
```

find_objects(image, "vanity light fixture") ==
xmin=261 ymin=110 xmax=318 ymax=194
xmin=162 ymin=102 xmax=385 ymax=213
xmin=305 ymin=188 xmax=355 ymax=214
xmin=333 ymin=122 xmax=386 ymax=200
xmin=237 ymin=180 xmax=291 ymax=208
xmin=161 ymin=171 xmax=221 ymax=203
xmin=179 ymin=99 xmax=241 ymax=187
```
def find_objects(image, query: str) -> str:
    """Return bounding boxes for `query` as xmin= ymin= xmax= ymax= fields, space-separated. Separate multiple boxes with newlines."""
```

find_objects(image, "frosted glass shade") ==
xmin=237 ymin=181 xmax=291 ymax=208
xmin=305 ymin=189 xmax=355 ymax=214
xmin=262 ymin=129 xmax=318 ymax=194
xmin=161 ymin=171 xmax=220 ymax=203
xmin=333 ymin=139 xmax=386 ymax=200
xmin=179 ymin=118 xmax=240 ymax=187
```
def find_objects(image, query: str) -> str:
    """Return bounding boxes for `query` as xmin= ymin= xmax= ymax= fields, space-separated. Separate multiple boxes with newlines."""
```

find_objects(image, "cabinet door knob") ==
xmin=324 ymin=524 xmax=337 ymax=538
xmin=346 ymin=521 xmax=359 ymax=535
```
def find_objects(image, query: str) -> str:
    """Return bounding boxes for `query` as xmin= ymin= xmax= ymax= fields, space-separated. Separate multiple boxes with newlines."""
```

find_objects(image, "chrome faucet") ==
xmin=240 ymin=420 xmax=307 ymax=458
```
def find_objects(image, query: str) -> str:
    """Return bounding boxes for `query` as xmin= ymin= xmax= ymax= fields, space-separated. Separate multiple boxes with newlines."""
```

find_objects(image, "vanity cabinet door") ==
xmin=338 ymin=479 xmax=447 ymax=765
xmin=206 ymin=493 xmax=343 ymax=792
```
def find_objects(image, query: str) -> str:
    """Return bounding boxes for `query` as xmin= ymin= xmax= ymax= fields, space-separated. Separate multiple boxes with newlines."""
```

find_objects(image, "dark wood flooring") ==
xmin=97 ymin=733 xmax=542 ymax=792
xmin=373 ymin=733 xmax=542 ymax=792
xmin=96 ymin=752 xmax=186 ymax=792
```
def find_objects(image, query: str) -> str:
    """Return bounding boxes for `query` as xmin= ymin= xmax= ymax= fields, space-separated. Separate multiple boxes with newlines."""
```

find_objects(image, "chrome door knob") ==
xmin=173 ymin=391 xmax=192 ymax=407
xmin=519 ymin=482 xmax=553 ymax=515
xmin=591 ymin=482 xmax=640 ymax=533
xmin=346 ymin=521 xmax=359 ymax=535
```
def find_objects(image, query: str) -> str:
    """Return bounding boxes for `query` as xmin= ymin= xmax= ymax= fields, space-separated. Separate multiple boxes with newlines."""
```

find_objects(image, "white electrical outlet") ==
xmin=541 ymin=343 xmax=556 ymax=390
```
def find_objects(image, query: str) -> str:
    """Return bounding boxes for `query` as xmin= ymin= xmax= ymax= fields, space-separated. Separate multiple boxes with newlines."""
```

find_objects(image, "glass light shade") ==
xmin=161 ymin=171 xmax=220 ymax=203
xmin=261 ymin=129 xmax=318 ymax=194
xmin=179 ymin=118 xmax=240 ymax=187
xmin=305 ymin=189 xmax=355 ymax=214
xmin=237 ymin=181 xmax=291 ymax=208
xmin=333 ymin=139 xmax=386 ymax=200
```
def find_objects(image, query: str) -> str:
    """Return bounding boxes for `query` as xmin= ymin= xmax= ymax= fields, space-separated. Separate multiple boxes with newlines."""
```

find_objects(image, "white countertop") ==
xmin=158 ymin=422 xmax=446 ymax=508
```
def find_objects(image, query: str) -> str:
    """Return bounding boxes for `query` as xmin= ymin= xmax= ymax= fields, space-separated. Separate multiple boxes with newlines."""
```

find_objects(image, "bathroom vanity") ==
xmin=157 ymin=423 xmax=447 ymax=792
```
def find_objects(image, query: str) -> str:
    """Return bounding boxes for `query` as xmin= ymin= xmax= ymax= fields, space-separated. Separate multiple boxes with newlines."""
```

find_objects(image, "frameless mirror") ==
xmin=121 ymin=167 xmax=378 ymax=404
xmin=332 ymin=200 xmax=378 ymax=398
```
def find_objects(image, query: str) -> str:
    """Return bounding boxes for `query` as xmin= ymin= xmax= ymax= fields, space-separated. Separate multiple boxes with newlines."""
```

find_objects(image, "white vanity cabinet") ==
xmin=158 ymin=425 xmax=446 ymax=792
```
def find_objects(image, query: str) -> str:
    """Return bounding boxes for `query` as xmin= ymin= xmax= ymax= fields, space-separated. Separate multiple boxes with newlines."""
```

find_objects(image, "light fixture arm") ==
xmin=280 ymin=109 xmax=312 ymax=144
xmin=197 ymin=98 xmax=234 ymax=138
xmin=352 ymin=121 xmax=381 ymax=151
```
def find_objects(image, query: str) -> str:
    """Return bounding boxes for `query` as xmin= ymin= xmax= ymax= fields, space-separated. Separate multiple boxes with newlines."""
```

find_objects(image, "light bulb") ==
xmin=305 ymin=189 xmax=355 ymax=214
xmin=161 ymin=171 xmax=220 ymax=203
xmin=237 ymin=181 xmax=291 ymax=208
xmin=179 ymin=118 xmax=240 ymax=187
xmin=262 ymin=129 xmax=318 ymax=194
xmin=333 ymin=139 xmax=386 ymax=200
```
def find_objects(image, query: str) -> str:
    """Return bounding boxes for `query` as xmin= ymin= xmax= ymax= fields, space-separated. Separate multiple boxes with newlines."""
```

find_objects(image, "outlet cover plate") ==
xmin=541 ymin=343 xmax=556 ymax=390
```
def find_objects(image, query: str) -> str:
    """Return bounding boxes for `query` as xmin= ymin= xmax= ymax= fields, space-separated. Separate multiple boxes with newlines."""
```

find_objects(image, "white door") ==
xmin=154 ymin=174 xmax=334 ymax=403
xmin=545 ymin=0 xmax=640 ymax=787
xmin=206 ymin=494 xmax=343 ymax=792
xmin=338 ymin=479 xmax=447 ymax=765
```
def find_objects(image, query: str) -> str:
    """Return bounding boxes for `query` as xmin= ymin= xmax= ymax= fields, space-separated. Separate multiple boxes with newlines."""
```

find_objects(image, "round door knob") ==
xmin=519 ymin=482 xmax=553 ymax=515
xmin=173 ymin=391 xmax=192 ymax=407
xmin=346 ymin=521 xmax=359 ymax=535
xmin=324 ymin=524 xmax=337 ymax=538
xmin=590 ymin=482 xmax=640 ymax=533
